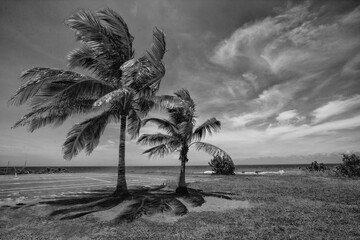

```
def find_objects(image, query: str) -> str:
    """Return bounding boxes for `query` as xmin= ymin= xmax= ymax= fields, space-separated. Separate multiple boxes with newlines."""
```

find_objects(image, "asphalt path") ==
xmin=0 ymin=173 xmax=173 ymax=205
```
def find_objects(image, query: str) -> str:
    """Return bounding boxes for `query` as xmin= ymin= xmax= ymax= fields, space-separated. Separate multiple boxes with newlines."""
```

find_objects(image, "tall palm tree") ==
xmin=8 ymin=9 xmax=166 ymax=197
xmin=137 ymin=89 xmax=230 ymax=194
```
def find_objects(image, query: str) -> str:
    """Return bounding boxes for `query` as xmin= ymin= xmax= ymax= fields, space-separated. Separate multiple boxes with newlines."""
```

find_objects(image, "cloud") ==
xmin=210 ymin=1 xmax=360 ymax=76
xmin=210 ymin=1 xmax=314 ymax=70
xmin=312 ymin=95 xmax=360 ymax=124
xmin=209 ymin=0 xmax=360 ymax=158
xmin=280 ymin=114 xmax=360 ymax=140
xmin=227 ymin=86 xmax=293 ymax=127
xmin=342 ymin=53 xmax=360 ymax=75
xmin=210 ymin=17 xmax=280 ymax=69
xmin=94 ymin=139 xmax=116 ymax=152
xmin=223 ymin=112 xmax=360 ymax=144
xmin=227 ymin=72 xmax=316 ymax=127
xmin=276 ymin=110 xmax=299 ymax=122
xmin=227 ymin=87 xmax=286 ymax=127
xmin=242 ymin=72 xmax=260 ymax=93
xmin=341 ymin=5 xmax=360 ymax=24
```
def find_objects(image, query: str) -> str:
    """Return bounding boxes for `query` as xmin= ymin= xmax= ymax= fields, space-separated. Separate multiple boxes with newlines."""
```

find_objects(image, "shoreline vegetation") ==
xmin=0 ymin=167 xmax=71 ymax=175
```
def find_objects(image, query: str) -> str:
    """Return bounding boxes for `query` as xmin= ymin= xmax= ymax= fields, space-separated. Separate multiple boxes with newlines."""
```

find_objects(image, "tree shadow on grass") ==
xmin=8 ymin=186 xmax=235 ymax=223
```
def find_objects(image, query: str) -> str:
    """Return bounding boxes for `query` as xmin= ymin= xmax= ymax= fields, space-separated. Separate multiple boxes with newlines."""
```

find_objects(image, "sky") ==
xmin=1 ymin=0 xmax=360 ymax=166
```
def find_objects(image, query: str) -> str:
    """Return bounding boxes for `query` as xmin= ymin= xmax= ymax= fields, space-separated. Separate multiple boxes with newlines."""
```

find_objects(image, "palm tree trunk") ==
xmin=176 ymin=145 xmax=189 ymax=195
xmin=114 ymin=115 xmax=129 ymax=197
xmin=178 ymin=158 xmax=186 ymax=188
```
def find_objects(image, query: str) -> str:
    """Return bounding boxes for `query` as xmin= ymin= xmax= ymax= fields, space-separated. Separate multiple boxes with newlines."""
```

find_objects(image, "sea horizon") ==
xmin=1 ymin=163 xmax=340 ymax=175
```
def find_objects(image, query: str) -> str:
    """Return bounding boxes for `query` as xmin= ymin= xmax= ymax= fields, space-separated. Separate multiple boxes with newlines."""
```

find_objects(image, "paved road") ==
xmin=0 ymin=173 xmax=174 ymax=205
xmin=0 ymin=172 xmax=219 ymax=206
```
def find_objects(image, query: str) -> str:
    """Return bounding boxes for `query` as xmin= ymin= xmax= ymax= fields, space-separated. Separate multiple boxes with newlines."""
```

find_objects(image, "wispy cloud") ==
xmin=278 ymin=114 xmax=360 ymax=140
xmin=312 ymin=95 xmax=360 ymax=124
xmin=211 ymin=1 xmax=360 ymax=131
xmin=210 ymin=1 xmax=314 ymax=70
xmin=276 ymin=110 xmax=299 ymax=122
xmin=226 ymin=72 xmax=316 ymax=127
xmin=211 ymin=2 xmax=360 ymax=76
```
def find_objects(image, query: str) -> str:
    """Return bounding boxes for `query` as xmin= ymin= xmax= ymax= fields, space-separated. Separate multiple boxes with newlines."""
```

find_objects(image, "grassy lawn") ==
xmin=1 ymin=174 xmax=359 ymax=239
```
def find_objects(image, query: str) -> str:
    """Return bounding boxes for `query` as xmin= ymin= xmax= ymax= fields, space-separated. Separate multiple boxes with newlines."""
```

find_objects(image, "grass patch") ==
xmin=1 ymin=174 xmax=359 ymax=239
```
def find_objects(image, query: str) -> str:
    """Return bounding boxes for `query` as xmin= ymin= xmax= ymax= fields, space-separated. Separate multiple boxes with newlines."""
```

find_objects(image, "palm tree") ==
xmin=9 ymin=8 xmax=166 ymax=197
xmin=137 ymin=89 xmax=230 ymax=195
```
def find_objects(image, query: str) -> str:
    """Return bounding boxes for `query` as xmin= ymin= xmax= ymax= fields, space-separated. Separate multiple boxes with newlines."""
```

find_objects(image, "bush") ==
xmin=305 ymin=161 xmax=328 ymax=172
xmin=335 ymin=153 xmax=360 ymax=177
xmin=208 ymin=155 xmax=235 ymax=175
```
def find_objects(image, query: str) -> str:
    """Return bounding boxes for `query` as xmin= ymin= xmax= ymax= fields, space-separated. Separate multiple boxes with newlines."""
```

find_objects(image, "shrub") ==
xmin=208 ymin=155 xmax=235 ymax=175
xmin=305 ymin=161 xmax=328 ymax=172
xmin=335 ymin=153 xmax=360 ymax=177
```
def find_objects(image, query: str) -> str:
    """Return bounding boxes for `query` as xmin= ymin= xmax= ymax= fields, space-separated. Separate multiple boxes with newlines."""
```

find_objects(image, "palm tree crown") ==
xmin=137 ymin=89 xmax=230 ymax=194
xmin=9 ymin=8 xmax=167 ymax=196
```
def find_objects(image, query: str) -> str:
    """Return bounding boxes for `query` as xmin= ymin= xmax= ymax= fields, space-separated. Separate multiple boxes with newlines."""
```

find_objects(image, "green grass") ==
xmin=1 ymin=174 xmax=360 ymax=239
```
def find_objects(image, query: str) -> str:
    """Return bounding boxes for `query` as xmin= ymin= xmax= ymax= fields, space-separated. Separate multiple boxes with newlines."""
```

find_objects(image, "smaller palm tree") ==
xmin=137 ymin=89 xmax=231 ymax=194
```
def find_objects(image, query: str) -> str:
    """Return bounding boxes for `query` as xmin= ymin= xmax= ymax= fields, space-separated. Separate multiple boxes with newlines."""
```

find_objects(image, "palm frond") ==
xmin=65 ymin=9 xmax=134 ymax=81
xmin=54 ymin=79 xmax=114 ymax=102
xmin=178 ymin=121 xmax=194 ymax=143
xmin=66 ymin=9 xmax=106 ymax=43
xmin=174 ymin=89 xmax=195 ymax=108
xmin=167 ymin=139 xmax=182 ymax=151
xmin=142 ymin=118 xmax=179 ymax=135
xmin=97 ymin=8 xmax=134 ymax=59
xmin=149 ymin=95 xmax=183 ymax=110
xmin=9 ymin=68 xmax=82 ymax=106
xmin=122 ymin=28 xmax=166 ymax=95
xmin=131 ymin=97 xmax=155 ymax=118
xmin=142 ymin=144 xmax=171 ymax=158
xmin=127 ymin=109 xmax=141 ymax=139
xmin=137 ymin=133 xmax=176 ymax=146
xmin=192 ymin=118 xmax=221 ymax=141
xmin=93 ymin=87 xmax=132 ymax=107
xmin=13 ymin=107 xmax=67 ymax=132
xmin=168 ymin=107 xmax=195 ymax=126
xmin=145 ymin=27 xmax=166 ymax=61
xmin=191 ymin=141 xmax=231 ymax=159
xmin=160 ymin=89 xmax=196 ymax=126
xmin=12 ymin=98 xmax=96 ymax=131
xmin=8 ymin=68 xmax=113 ymax=108
xmin=67 ymin=44 xmax=114 ymax=80
xmin=28 ymin=114 xmax=70 ymax=133
xmin=29 ymin=79 xmax=113 ymax=109
xmin=63 ymin=110 xmax=119 ymax=160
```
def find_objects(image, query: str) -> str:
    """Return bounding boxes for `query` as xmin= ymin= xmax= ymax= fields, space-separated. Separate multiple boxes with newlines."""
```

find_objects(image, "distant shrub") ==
xmin=305 ymin=161 xmax=328 ymax=172
xmin=335 ymin=153 xmax=360 ymax=177
xmin=208 ymin=155 xmax=235 ymax=175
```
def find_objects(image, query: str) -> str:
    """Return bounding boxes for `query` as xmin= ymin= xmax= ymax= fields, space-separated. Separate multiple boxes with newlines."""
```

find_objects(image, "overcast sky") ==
xmin=1 ymin=0 xmax=360 ymax=166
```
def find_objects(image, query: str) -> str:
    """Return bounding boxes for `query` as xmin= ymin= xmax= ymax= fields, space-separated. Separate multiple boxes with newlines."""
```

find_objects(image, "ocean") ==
xmin=0 ymin=164 xmax=339 ymax=175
